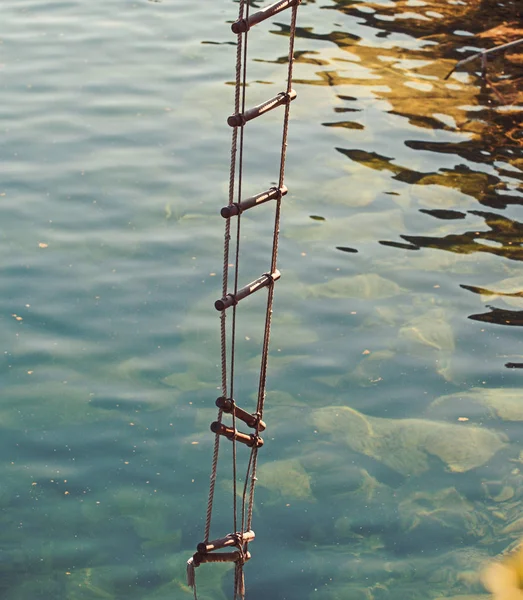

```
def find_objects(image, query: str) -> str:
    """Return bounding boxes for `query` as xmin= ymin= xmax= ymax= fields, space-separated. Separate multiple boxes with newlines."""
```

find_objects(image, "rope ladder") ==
xmin=186 ymin=0 xmax=301 ymax=598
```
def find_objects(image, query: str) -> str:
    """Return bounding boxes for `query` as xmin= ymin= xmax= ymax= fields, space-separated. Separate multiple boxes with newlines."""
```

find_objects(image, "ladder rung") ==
xmin=232 ymin=0 xmax=299 ymax=34
xmin=216 ymin=396 xmax=267 ymax=432
xmin=197 ymin=530 xmax=255 ymax=555
xmin=227 ymin=90 xmax=297 ymax=128
xmin=221 ymin=186 xmax=287 ymax=219
xmin=192 ymin=550 xmax=252 ymax=567
xmin=210 ymin=421 xmax=264 ymax=448
xmin=214 ymin=270 xmax=280 ymax=311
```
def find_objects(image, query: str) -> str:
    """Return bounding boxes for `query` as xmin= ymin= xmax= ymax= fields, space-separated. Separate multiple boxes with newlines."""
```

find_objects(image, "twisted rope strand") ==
xmin=250 ymin=0 xmax=299 ymax=543
xmin=199 ymin=3 xmax=300 ymax=599
xmin=231 ymin=4 xmax=250 ymax=585
xmin=204 ymin=0 xmax=246 ymax=548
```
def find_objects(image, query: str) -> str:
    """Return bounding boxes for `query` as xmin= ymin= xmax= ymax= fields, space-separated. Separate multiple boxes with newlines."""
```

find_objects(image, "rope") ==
xmin=231 ymin=0 xmax=250 ymax=544
xmin=204 ymin=0 xmax=246 ymax=547
xmin=193 ymin=2 xmax=300 ymax=598
xmin=231 ymin=7 xmax=250 ymax=592
xmin=204 ymin=407 xmax=223 ymax=544
xmin=255 ymin=3 xmax=298 ymax=421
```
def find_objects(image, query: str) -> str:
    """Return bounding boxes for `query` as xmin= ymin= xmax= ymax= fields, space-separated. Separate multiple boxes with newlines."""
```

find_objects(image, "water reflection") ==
xmin=468 ymin=306 xmax=523 ymax=327
xmin=383 ymin=210 xmax=523 ymax=261
xmin=266 ymin=2 xmax=523 ymax=593
xmin=278 ymin=0 xmax=522 ymax=372
xmin=339 ymin=148 xmax=521 ymax=209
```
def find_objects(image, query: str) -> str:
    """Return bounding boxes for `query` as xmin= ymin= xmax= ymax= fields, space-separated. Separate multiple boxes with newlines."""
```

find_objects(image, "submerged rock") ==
xmin=430 ymin=387 xmax=523 ymax=422
xmin=307 ymin=273 xmax=405 ymax=300
xmin=66 ymin=565 xmax=137 ymax=599
xmin=287 ymin=209 xmax=405 ymax=244
xmin=431 ymin=546 xmax=490 ymax=579
xmin=399 ymin=309 xmax=455 ymax=353
xmin=161 ymin=370 xmax=216 ymax=392
xmin=147 ymin=549 xmax=234 ymax=600
xmin=311 ymin=406 xmax=506 ymax=476
xmin=434 ymin=594 xmax=489 ymax=600
xmin=348 ymin=349 xmax=396 ymax=387
xmin=258 ymin=458 xmax=314 ymax=504
xmin=398 ymin=308 xmax=456 ymax=382
xmin=399 ymin=488 xmax=489 ymax=545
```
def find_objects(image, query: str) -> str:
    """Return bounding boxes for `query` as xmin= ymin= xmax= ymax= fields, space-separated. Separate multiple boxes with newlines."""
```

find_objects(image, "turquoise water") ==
xmin=2 ymin=0 xmax=522 ymax=598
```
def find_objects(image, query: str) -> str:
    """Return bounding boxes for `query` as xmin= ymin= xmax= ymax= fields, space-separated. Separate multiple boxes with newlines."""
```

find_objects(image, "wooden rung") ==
xmin=192 ymin=550 xmax=252 ymax=567
xmin=215 ymin=396 xmax=267 ymax=432
xmin=228 ymin=90 xmax=296 ymax=128
xmin=232 ymin=0 xmax=299 ymax=34
xmin=214 ymin=270 xmax=280 ymax=311
xmin=221 ymin=186 xmax=287 ymax=219
xmin=210 ymin=421 xmax=264 ymax=448
xmin=197 ymin=530 xmax=255 ymax=555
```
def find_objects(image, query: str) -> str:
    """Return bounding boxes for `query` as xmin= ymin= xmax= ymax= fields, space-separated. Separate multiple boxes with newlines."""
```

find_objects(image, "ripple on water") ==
xmin=2 ymin=0 xmax=523 ymax=598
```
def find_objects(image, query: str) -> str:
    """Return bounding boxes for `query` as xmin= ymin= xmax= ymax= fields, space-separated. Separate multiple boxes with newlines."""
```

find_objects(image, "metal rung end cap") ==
xmin=231 ymin=0 xmax=300 ymax=35
xmin=214 ymin=294 xmax=236 ymax=311
xmin=214 ymin=270 xmax=280 ymax=312
xmin=231 ymin=19 xmax=249 ymax=35
xmin=221 ymin=204 xmax=241 ymax=219
xmin=216 ymin=396 xmax=267 ymax=432
xmin=227 ymin=90 xmax=297 ymax=128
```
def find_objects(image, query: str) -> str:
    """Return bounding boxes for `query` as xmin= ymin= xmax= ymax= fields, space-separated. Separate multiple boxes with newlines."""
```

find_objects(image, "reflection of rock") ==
xmin=311 ymin=405 xmax=506 ymax=476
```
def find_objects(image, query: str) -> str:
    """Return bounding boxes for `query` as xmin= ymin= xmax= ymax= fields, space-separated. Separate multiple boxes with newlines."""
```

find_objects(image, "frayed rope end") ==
xmin=187 ymin=557 xmax=196 ymax=588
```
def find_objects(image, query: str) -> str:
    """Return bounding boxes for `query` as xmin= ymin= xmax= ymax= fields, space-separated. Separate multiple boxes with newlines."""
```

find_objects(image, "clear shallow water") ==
xmin=1 ymin=0 xmax=522 ymax=598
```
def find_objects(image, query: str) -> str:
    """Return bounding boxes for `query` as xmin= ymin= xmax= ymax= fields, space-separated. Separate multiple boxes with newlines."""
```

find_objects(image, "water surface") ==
xmin=1 ymin=0 xmax=522 ymax=598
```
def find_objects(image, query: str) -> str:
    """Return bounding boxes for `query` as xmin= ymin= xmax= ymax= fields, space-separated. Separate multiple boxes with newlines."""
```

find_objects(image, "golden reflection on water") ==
xmin=277 ymin=0 xmax=522 ymax=337
xmin=187 ymin=3 xmax=523 ymax=598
